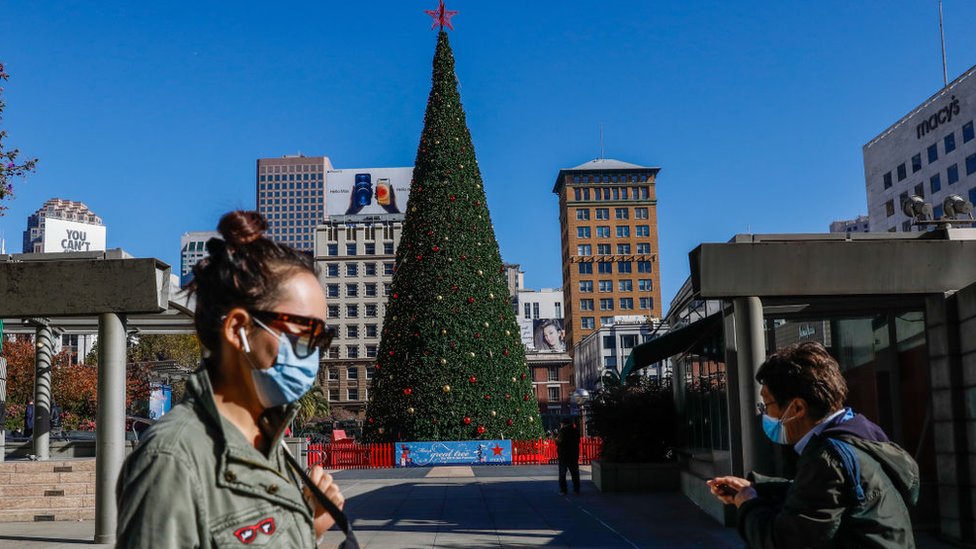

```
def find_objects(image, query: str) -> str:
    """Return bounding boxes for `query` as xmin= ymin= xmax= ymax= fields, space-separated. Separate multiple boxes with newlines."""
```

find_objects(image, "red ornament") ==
xmin=461 ymin=255 xmax=467 ymax=260
xmin=416 ymin=255 xmax=423 ymax=261
xmin=503 ymin=349 xmax=510 ymax=356
xmin=393 ymin=293 xmax=399 ymax=299
xmin=463 ymin=417 xmax=472 ymax=425
xmin=523 ymin=394 xmax=530 ymax=401
xmin=506 ymin=419 xmax=513 ymax=426
xmin=484 ymin=394 xmax=491 ymax=400
xmin=520 ymin=373 xmax=527 ymax=380
xmin=368 ymin=418 xmax=375 ymax=424
xmin=505 ymin=393 xmax=511 ymax=400
xmin=474 ymin=332 xmax=481 ymax=338
xmin=432 ymin=246 xmax=440 ymax=252
xmin=469 ymin=376 xmax=477 ymax=384
xmin=449 ymin=195 xmax=457 ymax=201
xmin=467 ymin=297 xmax=475 ymax=304
xmin=389 ymin=351 xmax=395 ymax=356
xmin=476 ymin=425 xmax=486 ymax=435
xmin=403 ymin=388 xmax=413 ymax=396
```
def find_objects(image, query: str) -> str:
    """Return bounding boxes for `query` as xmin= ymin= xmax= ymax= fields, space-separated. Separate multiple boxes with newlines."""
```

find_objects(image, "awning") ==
xmin=620 ymin=313 xmax=723 ymax=378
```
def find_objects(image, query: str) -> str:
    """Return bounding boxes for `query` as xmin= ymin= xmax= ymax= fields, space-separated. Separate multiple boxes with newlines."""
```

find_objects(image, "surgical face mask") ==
xmin=245 ymin=318 xmax=320 ymax=408
xmin=761 ymin=402 xmax=796 ymax=445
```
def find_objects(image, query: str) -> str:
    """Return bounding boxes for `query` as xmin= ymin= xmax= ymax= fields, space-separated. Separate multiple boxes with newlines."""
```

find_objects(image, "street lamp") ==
xmin=572 ymin=388 xmax=590 ymax=438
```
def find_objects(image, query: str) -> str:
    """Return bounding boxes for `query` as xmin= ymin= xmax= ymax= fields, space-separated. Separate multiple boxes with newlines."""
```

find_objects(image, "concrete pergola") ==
xmin=0 ymin=250 xmax=194 ymax=544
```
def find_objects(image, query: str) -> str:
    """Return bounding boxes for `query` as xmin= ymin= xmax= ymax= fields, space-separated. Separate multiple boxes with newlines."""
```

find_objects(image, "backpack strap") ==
xmin=825 ymin=437 xmax=866 ymax=504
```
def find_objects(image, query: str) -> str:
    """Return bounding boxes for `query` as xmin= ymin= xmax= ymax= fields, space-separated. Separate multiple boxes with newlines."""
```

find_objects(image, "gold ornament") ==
xmin=477 ymin=269 xmax=484 ymax=276
xmin=483 ymin=321 xmax=490 ymax=328
xmin=436 ymin=295 xmax=443 ymax=301
xmin=528 ymin=417 xmax=535 ymax=423
xmin=443 ymin=236 xmax=450 ymax=242
xmin=505 ymin=330 xmax=511 ymax=336
xmin=442 ymin=385 xmax=451 ymax=393
xmin=488 ymin=293 xmax=494 ymax=299
xmin=448 ymin=258 xmax=454 ymax=263
xmin=411 ymin=207 xmax=417 ymax=212
xmin=440 ymin=358 xmax=448 ymax=365
xmin=467 ymin=351 xmax=476 ymax=358
xmin=490 ymin=410 xmax=497 ymax=417
xmin=511 ymin=377 xmax=517 ymax=383
xmin=441 ymin=329 xmax=448 ymax=335
xmin=407 ymin=407 xmax=415 ymax=415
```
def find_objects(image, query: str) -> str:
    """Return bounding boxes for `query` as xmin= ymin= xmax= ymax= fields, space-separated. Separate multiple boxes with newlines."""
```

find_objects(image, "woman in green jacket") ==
xmin=117 ymin=211 xmax=345 ymax=547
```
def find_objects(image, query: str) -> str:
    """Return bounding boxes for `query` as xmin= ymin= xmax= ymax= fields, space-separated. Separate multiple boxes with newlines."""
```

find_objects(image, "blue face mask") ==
xmin=246 ymin=318 xmax=320 ymax=408
xmin=761 ymin=402 xmax=796 ymax=445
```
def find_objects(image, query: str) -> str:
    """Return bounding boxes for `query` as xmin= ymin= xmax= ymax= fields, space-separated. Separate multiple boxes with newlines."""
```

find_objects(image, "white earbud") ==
xmin=238 ymin=327 xmax=251 ymax=353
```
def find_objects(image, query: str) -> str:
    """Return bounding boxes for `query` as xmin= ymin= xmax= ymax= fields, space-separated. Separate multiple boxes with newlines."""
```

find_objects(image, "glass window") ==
xmin=621 ymin=334 xmax=638 ymax=348
xmin=533 ymin=303 xmax=540 ymax=319
xmin=619 ymin=280 xmax=633 ymax=292
xmin=635 ymin=207 xmax=648 ymax=219
xmin=547 ymin=366 xmax=560 ymax=382
xmin=573 ymin=188 xmax=582 ymax=201
xmin=346 ymin=283 xmax=358 ymax=297
xmin=346 ymin=243 xmax=357 ymax=256
xmin=364 ymin=243 xmax=376 ymax=255
xmin=615 ymin=208 xmax=629 ymax=220
xmin=580 ymin=299 xmax=594 ymax=311
xmin=384 ymin=242 xmax=394 ymax=254
xmin=617 ymin=244 xmax=631 ymax=254
xmin=596 ymin=226 xmax=610 ymax=238
xmin=366 ymin=324 xmax=378 ymax=338
xmin=597 ymin=262 xmax=612 ymax=274
xmin=577 ymin=227 xmax=591 ymax=238
xmin=637 ymin=261 xmax=652 ymax=273
xmin=927 ymin=144 xmax=938 ymax=164
xmin=638 ymin=279 xmax=653 ymax=291
xmin=604 ymin=356 xmax=617 ymax=368
xmin=967 ymin=153 xmax=976 ymax=176
xmin=897 ymin=163 xmax=907 ymax=181
xmin=327 ymin=244 xmax=338 ymax=256
xmin=619 ymin=298 xmax=634 ymax=309
xmin=555 ymin=302 xmax=562 ymax=318
xmin=576 ymin=209 xmax=590 ymax=220
xmin=347 ymin=346 xmax=359 ymax=359
xmin=581 ymin=317 xmax=595 ymax=329
xmin=523 ymin=303 xmax=532 ymax=319
xmin=636 ymin=243 xmax=651 ymax=254
xmin=364 ymin=262 xmax=377 ymax=276
xmin=365 ymin=304 xmax=378 ymax=317
xmin=945 ymin=132 xmax=956 ymax=153
xmin=930 ymin=174 xmax=941 ymax=194
xmin=601 ymin=317 xmax=614 ymax=327
xmin=328 ymin=368 xmax=339 ymax=380
xmin=327 ymin=284 xmax=339 ymax=298
xmin=599 ymin=280 xmax=613 ymax=292
xmin=948 ymin=164 xmax=959 ymax=185
xmin=347 ymin=325 xmax=359 ymax=338
xmin=365 ymin=283 xmax=377 ymax=297
xmin=327 ymin=305 xmax=340 ymax=318
xmin=366 ymin=345 xmax=377 ymax=358
xmin=600 ymin=298 xmax=614 ymax=310
xmin=618 ymin=262 xmax=633 ymax=273
xmin=595 ymin=208 xmax=609 ymax=220
xmin=964 ymin=121 xmax=975 ymax=143
xmin=576 ymin=244 xmax=592 ymax=256
xmin=597 ymin=244 xmax=611 ymax=255
xmin=327 ymin=263 xmax=339 ymax=277
xmin=885 ymin=200 xmax=895 ymax=217
xmin=578 ymin=263 xmax=593 ymax=274
xmin=912 ymin=154 xmax=922 ymax=172
xmin=914 ymin=183 xmax=924 ymax=198
xmin=639 ymin=297 xmax=654 ymax=310
xmin=579 ymin=281 xmax=593 ymax=292
xmin=548 ymin=387 xmax=560 ymax=402
xmin=346 ymin=263 xmax=358 ymax=276
xmin=328 ymin=389 xmax=339 ymax=401
xmin=347 ymin=388 xmax=359 ymax=401
xmin=603 ymin=335 xmax=616 ymax=348
xmin=384 ymin=262 xmax=395 ymax=275
xmin=616 ymin=226 xmax=630 ymax=237
xmin=636 ymin=225 xmax=650 ymax=237
xmin=346 ymin=304 xmax=359 ymax=318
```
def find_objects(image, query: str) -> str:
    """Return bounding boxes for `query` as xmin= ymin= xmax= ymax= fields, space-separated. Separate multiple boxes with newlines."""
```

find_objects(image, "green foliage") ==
xmin=588 ymin=377 xmax=677 ymax=463
xmin=363 ymin=32 xmax=543 ymax=442
xmin=0 ymin=62 xmax=38 ymax=215
xmin=295 ymin=386 xmax=330 ymax=430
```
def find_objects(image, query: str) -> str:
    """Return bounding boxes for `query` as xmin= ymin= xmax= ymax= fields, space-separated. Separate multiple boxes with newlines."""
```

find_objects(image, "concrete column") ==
xmin=0 ymin=356 xmax=7 ymax=463
xmin=95 ymin=313 xmax=126 ymax=545
xmin=732 ymin=297 xmax=765 ymax=475
xmin=33 ymin=325 xmax=54 ymax=461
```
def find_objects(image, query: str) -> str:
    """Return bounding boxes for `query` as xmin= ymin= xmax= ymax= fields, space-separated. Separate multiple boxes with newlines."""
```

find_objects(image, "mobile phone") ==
xmin=354 ymin=173 xmax=372 ymax=207
xmin=716 ymin=483 xmax=738 ymax=497
xmin=376 ymin=178 xmax=391 ymax=206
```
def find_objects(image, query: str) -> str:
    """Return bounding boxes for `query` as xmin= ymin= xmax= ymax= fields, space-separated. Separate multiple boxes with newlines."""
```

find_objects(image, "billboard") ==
xmin=532 ymin=319 xmax=566 ymax=352
xmin=42 ymin=218 xmax=106 ymax=253
xmin=395 ymin=440 xmax=513 ymax=467
xmin=148 ymin=383 xmax=173 ymax=420
xmin=326 ymin=167 xmax=413 ymax=218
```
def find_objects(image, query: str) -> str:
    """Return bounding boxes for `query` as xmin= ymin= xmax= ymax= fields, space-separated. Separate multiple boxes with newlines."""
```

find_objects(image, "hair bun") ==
xmin=217 ymin=210 xmax=267 ymax=247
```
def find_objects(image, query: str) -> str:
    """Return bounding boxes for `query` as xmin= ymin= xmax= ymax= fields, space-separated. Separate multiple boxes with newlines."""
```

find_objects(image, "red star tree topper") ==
xmin=425 ymin=0 xmax=458 ymax=31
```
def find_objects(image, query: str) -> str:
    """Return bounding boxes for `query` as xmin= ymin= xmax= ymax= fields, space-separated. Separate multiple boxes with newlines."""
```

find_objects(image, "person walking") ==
xmin=556 ymin=417 xmax=581 ymax=495
xmin=23 ymin=398 xmax=33 ymax=438
xmin=708 ymin=341 xmax=919 ymax=548
xmin=116 ymin=211 xmax=352 ymax=548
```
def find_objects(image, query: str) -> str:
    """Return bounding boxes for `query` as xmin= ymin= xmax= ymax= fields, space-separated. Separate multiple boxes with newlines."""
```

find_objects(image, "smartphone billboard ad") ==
xmin=42 ymin=218 xmax=107 ymax=253
xmin=326 ymin=167 xmax=413 ymax=218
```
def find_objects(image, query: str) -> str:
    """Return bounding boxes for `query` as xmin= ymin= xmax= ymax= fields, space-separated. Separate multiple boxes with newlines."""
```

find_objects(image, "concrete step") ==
xmin=0 ymin=459 xmax=97 ymax=522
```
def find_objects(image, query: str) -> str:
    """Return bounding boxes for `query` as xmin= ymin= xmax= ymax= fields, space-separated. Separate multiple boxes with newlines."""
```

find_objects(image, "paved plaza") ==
xmin=0 ymin=465 xmax=955 ymax=548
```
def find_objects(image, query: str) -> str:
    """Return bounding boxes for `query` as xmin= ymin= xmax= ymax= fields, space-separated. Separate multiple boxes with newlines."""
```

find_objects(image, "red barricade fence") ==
xmin=307 ymin=438 xmax=601 ymax=470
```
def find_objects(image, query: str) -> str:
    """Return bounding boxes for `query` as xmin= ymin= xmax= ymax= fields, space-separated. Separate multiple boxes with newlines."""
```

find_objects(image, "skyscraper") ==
xmin=180 ymin=231 xmax=220 ymax=287
xmin=22 ymin=198 xmax=105 ymax=253
xmin=256 ymin=155 xmax=331 ymax=250
xmin=552 ymin=158 xmax=662 ymax=353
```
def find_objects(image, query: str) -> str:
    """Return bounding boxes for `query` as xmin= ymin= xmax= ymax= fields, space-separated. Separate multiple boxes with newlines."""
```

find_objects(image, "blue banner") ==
xmin=395 ymin=440 xmax=513 ymax=467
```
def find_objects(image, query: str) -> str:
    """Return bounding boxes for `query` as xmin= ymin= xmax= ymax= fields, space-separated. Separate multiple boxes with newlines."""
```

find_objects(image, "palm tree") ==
xmin=295 ymin=387 xmax=330 ymax=432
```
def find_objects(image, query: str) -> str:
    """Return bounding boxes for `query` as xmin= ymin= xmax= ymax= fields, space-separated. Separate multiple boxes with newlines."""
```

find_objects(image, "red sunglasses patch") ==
xmin=233 ymin=517 xmax=275 ymax=544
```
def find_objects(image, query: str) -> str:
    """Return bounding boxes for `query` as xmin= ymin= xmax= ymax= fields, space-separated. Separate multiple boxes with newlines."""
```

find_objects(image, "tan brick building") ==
xmin=552 ymin=158 xmax=662 ymax=352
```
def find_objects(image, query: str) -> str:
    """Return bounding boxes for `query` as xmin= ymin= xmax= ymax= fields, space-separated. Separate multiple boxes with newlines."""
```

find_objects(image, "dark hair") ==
xmin=187 ymin=211 xmax=316 ymax=364
xmin=755 ymin=341 xmax=848 ymax=421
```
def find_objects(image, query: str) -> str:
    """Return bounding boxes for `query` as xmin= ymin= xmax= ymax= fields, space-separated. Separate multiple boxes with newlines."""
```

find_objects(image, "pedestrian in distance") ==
xmin=708 ymin=341 xmax=919 ymax=548
xmin=556 ymin=417 xmax=581 ymax=495
xmin=116 ymin=211 xmax=357 ymax=548
xmin=23 ymin=398 xmax=33 ymax=438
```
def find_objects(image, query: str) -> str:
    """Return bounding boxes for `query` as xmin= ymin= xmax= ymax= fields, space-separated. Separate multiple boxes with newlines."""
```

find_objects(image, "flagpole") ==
xmin=939 ymin=0 xmax=948 ymax=87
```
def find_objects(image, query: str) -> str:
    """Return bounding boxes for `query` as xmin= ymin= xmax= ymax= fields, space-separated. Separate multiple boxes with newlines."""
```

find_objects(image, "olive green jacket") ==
xmin=116 ymin=368 xmax=316 ymax=548
xmin=738 ymin=435 xmax=920 ymax=549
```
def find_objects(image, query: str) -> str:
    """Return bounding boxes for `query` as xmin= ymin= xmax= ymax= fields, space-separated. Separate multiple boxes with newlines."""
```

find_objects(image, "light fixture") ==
xmin=943 ymin=195 xmax=974 ymax=221
xmin=901 ymin=195 xmax=933 ymax=222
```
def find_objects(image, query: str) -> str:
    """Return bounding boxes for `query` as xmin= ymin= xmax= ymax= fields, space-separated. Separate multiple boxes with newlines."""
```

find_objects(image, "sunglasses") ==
xmin=249 ymin=310 xmax=337 ymax=359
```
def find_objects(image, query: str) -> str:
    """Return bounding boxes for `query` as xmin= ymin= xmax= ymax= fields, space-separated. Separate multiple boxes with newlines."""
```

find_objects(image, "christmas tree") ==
xmin=363 ymin=26 xmax=543 ymax=442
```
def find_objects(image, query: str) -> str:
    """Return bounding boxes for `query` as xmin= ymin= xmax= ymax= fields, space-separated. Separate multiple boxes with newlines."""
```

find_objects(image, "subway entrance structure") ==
xmin=0 ymin=250 xmax=194 ymax=544
xmin=625 ymin=228 xmax=976 ymax=544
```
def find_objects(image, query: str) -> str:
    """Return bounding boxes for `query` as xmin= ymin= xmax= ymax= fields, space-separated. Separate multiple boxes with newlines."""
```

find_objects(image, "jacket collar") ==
xmin=185 ymin=366 xmax=299 ymax=462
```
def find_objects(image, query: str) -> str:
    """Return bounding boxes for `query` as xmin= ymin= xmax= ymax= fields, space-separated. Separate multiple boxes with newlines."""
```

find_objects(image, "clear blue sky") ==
xmin=3 ymin=1 xmax=975 ymax=312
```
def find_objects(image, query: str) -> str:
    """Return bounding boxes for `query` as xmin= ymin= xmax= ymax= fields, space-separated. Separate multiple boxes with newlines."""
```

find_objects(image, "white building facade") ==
xmin=573 ymin=316 xmax=664 ymax=392
xmin=864 ymin=64 xmax=976 ymax=233
xmin=829 ymin=215 xmax=870 ymax=234
xmin=180 ymin=231 xmax=220 ymax=287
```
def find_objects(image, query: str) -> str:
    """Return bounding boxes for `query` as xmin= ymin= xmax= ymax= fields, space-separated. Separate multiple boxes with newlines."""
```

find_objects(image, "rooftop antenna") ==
xmin=599 ymin=124 xmax=605 ymax=160
xmin=939 ymin=0 xmax=948 ymax=87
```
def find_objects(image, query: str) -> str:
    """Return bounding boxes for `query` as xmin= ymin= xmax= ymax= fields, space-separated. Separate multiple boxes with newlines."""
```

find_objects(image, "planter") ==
xmin=591 ymin=459 xmax=680 ymax=492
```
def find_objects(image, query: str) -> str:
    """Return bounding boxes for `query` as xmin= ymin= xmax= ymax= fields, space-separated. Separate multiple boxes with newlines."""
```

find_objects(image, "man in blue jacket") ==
xmin=708 ymin=341 xmax=919 ymax=548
